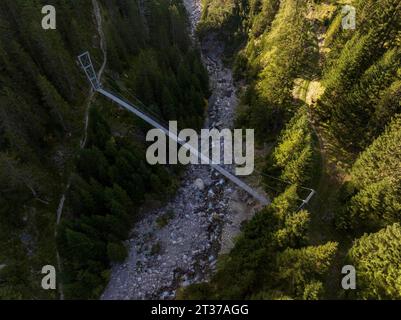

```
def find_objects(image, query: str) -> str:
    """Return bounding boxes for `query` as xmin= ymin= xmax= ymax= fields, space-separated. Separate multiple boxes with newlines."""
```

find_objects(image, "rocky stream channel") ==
xmin=102 ymin=0 xmax=258 ymax=300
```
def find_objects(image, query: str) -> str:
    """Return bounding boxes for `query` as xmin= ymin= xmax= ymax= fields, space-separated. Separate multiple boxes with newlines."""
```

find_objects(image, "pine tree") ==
xmin=351 ymin=115 xmax=401 ymax=189
xmin=37 ymin=75 xmax=71 ymax=133
xmin=341 ymin=116 xmax=401 ymax=232
xmin=316 ymin=0 xmax=401 ymax=150
xmin=263 ymin=108 xmax=314 ymax=194
xmin=346 ymin=178 xmax=401 ymax=232
xmin=347 ymin=223 xmax=401 ymax=299
xmin=275 ymin=242 xmax=338 ymax=299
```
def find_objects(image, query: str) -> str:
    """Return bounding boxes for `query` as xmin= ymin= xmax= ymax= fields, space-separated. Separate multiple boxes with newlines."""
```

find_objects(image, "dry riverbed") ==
xmin=102 ymin=0 xmax=258 ymax=300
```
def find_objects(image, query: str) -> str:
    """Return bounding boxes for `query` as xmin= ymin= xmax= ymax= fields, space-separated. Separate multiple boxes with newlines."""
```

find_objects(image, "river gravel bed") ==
xmin=101 ymin=0 xmax=256 ymax=300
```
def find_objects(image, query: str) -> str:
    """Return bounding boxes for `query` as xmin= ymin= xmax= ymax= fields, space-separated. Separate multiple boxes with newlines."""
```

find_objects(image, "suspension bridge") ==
xmin=78 ymin=52 xmax=316 ymax=207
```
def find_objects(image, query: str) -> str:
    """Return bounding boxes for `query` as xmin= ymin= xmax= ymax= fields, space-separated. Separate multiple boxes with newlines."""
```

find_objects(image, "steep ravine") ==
xmin=102 ymin=0 xmax=256 ymax=300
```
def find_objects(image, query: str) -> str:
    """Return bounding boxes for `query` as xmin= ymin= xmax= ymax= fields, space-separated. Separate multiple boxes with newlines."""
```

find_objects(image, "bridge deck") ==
xmin=97 ymin=88 xmax=270 ymax=206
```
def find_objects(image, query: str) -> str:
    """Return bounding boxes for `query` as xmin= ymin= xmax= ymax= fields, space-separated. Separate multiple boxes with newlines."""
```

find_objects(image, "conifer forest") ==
xmin=0 ymin=0 xmax=400 ymax=303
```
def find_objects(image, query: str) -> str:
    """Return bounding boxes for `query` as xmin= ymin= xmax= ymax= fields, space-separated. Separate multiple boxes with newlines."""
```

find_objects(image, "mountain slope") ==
xmin=0 ymin=0 xmax=208 ymax=299
xmin=182 ymin=0 xmax=401 ymax=300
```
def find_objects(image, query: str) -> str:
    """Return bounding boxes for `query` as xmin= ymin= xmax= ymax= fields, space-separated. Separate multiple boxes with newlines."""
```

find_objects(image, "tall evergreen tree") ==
xmin=347 ymin=223 xmax=401 ymax=299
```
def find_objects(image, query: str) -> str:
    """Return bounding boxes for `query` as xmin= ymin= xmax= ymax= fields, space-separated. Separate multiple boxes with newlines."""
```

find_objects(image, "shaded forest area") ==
xmin=181 ymin=0 xmax=401 ymax=300
xmin=0 ymin=0 xmax=208 ymax=299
